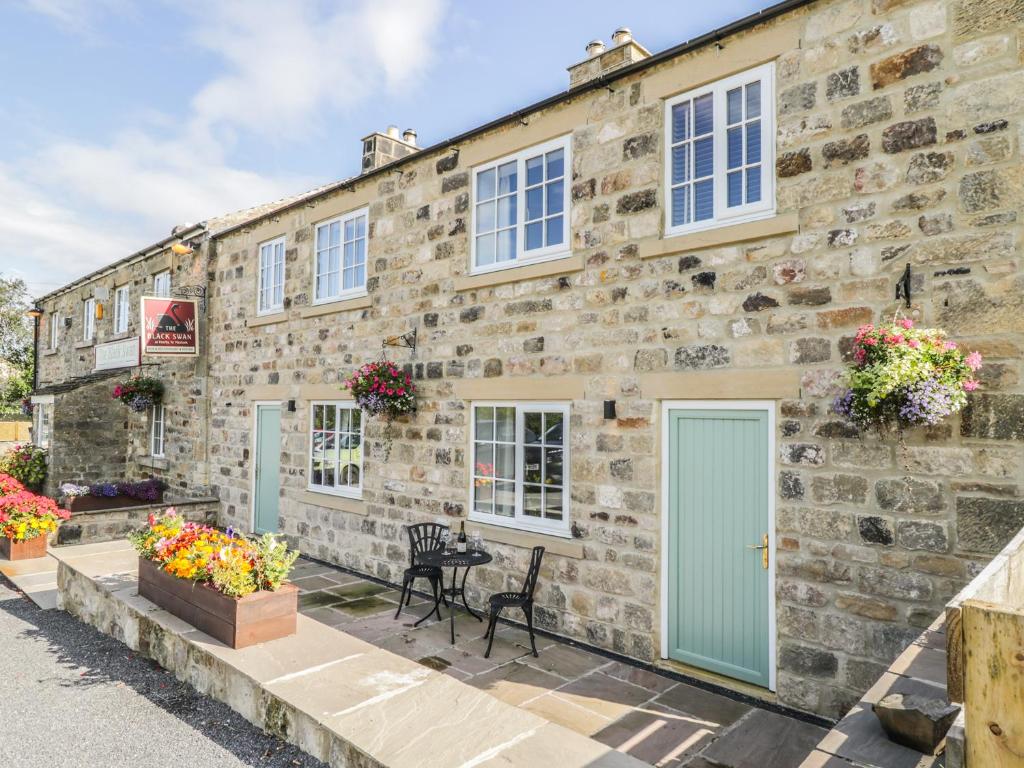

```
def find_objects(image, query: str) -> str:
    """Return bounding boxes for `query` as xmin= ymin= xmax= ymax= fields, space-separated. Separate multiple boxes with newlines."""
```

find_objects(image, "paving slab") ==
xmin=699 ymin=708 xmax=827 ymax=768
xmin=522 ymin=691 xmax=616 ymax=736
xmin=467 ymin=660 xmax=567 ymax=706
xmin=593 ymin=701 xmax=716 ymax=767
xmin=552 ymin=670 xmax=660 ymax=721
xmin=651 ymin=682 xmax=751 ymax=728
xmin=474 ymin=722 xmax=646 ymax=768
xmin=0 ymin=552 xmax=59 ymax=609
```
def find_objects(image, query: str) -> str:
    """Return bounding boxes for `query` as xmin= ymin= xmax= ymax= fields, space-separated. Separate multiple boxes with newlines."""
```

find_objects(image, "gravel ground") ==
xmin=0 ymin=577 xmax=326 ymax=768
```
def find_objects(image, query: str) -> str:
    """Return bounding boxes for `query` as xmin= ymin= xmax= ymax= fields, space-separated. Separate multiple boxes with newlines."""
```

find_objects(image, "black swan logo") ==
xmin=155 ymin=302 xmax=188 ymax=333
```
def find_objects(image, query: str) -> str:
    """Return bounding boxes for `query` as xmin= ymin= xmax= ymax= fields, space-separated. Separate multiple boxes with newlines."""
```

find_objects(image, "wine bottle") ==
xmin=456 ymin=521 xmax=467 ymax=554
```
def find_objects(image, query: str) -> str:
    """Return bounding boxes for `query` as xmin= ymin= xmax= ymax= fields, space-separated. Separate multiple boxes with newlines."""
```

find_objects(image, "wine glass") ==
xmin=438 ymin=528 xmax=450 ymax=554
xmin=470 ymin=532 xmax=484 ymax=555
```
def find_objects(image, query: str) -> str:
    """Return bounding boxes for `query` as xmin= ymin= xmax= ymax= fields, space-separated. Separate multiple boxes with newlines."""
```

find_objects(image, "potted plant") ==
xmin=833 ymin=319 xmax=982 ymax=438
xmin=0 ymin=444 xmax=48 ymax=493
xmin=112 ymin=375 xmax=164 ymax=413
xmin=128 ymin=509 xmax=300 ymax=648
xmin=343 ymin=360 xmax=417 ymax=458
xmin=0 ymin=484 xmax=70 ymax=560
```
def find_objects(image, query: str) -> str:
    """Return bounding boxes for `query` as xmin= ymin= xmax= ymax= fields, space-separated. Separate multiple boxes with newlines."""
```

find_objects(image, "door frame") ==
xmin=250 ymin=400 xmax=282 ymax=534
xmin=659 ymin=400 xmax=778 ymax=691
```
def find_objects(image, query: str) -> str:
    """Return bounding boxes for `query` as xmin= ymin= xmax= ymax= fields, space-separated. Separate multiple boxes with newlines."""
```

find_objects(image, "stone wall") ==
xmin=54 ymin=497 xmax=218 ymax=547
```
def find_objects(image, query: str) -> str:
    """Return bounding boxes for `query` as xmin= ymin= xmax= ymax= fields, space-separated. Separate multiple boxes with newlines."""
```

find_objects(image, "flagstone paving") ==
xmin=291 ymin=557 xmax=827 ymax=768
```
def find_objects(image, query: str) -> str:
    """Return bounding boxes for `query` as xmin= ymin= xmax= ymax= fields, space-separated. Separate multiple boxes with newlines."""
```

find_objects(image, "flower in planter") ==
xmin=89 ymin=482 xmax=119 ymax=498
xmin=0 ymin=490 xmax=70 ymax=541
xmin=343 ymin=359 xmax=417 ymax=458
xmin=58 ymin=482 xmax=90 ymax=499
xmin=112 ymin=376 xmax=164 ymax=412
xmin=833 ymin=319 xmax=981 ymax=436
xmin=0 ymin=473 xmax=26 ymax=497
xmin=0 ymin=444 xmax=47 ymax=492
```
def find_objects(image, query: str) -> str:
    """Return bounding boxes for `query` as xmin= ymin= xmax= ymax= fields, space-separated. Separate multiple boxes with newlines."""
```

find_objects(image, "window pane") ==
xmin=476 ymin=200 xmax=496 ymax=233
xmin=746 ymin=120 xmax=761 ymax=164
xmin=523 ymin=485 xmax=542 ymax=518
xmin=477 ymin=168 xmax=496 ymax=201
xmin=545 ymin=487 xmax=563 ymax=520
xmin=545 ymin=447 xmax=563 ymax=485
xmin=524 ymin=412 xmax=543 ymax=443
xmin=494 ymin=443 xmax=514 ymax=481
xmin=695 ymin=137 xmax=713 ymax=179
xmin=476 ymin=234 xmax=495 ymax=265
xmin=727 ymin=87 xmax=743 ymax=125
xmin=526 ymin=222 xmax=543 ymax=251
xmin=727 ymin=127 xmax=743 ymax=169
xmin=672 ymin=186 xmax=691 ymax=227
xmin=475 ymin=442 xmax=494 ymax=477
xmin=475 ymin=407 xmax=494 ymax=440
xmin=322 ymin=461 xmax=335 ymax=487
xmin=526 ymin=187 xmax=543 ymax=221
xmin=313 ymin=405 xmax=325 ymax=429
xmin=546 ymin=179 xmax=563 ymax=215
xmin=494 ymin=481 xmax=515 ymax=518
xmin=344 ymin=241 xmax=355 ymax=270
xmin=495 ymin=406 xmax=515 ymax=441
xmin=497 ymin=161 xmax=516 ymax=194
xmin=544 ymin=412 xmax=563 ymax=445
xmin=694 ymin=93 xmax=713 ymax=135
xmin=672 ymin=145 xmax=690 ymax=185
xmin=330 ymin=221 xmax=341 ymax=247
xmin=474 ymin=481 xmax=494 ymax=514
xmin=497 ymin=195 xmax=516 ymax=228
xmin=546 ymin=149 xmax=564 ymax=179
xmin=344 ymin=218 xmax=355 ymax=242
xmin=671 ymin=101 xmax=690 ymax=143
xmin=546 ymin=216 xmax=563 ymax=246
xmin=312 ymin=458 xmax=324 ymax=486
xmin=746 ymin=166 xmax=762 ymax=204
xmin=524 ymin=446 xmax=542 ymax=485
xmin=695 ymin=179 xmax=714 ymax=221
xmin=496 ymin=229 xmax=516 ymax=262
xmin=316 ymin=225 xmax=328 ymax=250
xmin=728 ymin=171 xmax=743 ymax=207
xmin=355 ymin=215 xmax=366 ymax=238
xmin=745 ymin=81 xmax=761 ymax=119
xmin=526 ymin=156 xmax=544 ymax=187
xmin=354 ymin=263 xmax=365 ymax=288
xmin=323 ymin=405 xmax=336 ymax=430
xmin=338 ymin=407 xmax=350 ymax=432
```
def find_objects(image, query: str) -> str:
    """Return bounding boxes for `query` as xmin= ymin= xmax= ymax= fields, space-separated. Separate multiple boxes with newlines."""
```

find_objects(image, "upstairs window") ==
xmin=113 ymin=284 xmax=130 ymax=334
xmin=309 ymin=402 xmax=362 ymax=498
xmin=314 ymin=209 xmax=367 ymax=303
xmin=48 ymin=312 xmax=60 ymax=349
xmin=258 ymin=236 xmax=285 ymax=314
xmin=152 ymin=270 xmax=171 ymax=298
xmin=664 ymin=62 xmax=775 ymax=238
xmin=83 ymin=298 xmax=96 ymax=341
xmin=469 ymin=402 xmax=570 ymax=537
xmin=471 ymin=136 xmax=570 ymax=273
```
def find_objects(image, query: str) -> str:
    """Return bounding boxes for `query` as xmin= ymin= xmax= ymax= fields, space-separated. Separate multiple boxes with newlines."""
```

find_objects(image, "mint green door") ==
xmin=254 ymin=404 xmax=282 ymax=534
xmin=667 ymin=408 xmax=771 ymax=688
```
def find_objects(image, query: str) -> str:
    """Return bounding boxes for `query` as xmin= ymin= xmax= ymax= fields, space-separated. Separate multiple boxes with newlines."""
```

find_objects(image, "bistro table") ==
xmin=414 ymin=548 xmax=493 ymax=644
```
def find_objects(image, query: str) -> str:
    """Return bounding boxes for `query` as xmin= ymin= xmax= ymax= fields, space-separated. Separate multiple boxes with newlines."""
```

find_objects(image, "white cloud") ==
xmin=21 ymin=0 xmax=131 ymax=39
xmin=3 ymin=0 xmax=448 ymax=297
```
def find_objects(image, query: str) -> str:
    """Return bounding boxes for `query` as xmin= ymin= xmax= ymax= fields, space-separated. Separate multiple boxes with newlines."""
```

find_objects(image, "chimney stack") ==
xmin=568 ymin=26 xmax=650 ymax=89
xmin=361 ymin=125 xmax=420 ymax=173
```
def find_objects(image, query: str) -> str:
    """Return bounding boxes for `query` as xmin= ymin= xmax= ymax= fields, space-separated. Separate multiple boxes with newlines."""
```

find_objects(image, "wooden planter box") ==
xmin=137 ymin=557 xmax=298 ymax=649
xmin=65 ymin=493 xmax=164 ymax=513
xmin=0 ymin=534 xmax=48 ymax=561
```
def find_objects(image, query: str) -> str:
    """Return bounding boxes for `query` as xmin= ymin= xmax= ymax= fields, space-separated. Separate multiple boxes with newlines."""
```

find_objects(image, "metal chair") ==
xmin=482 ymin=546 xmax=545 ymax=658
xmin=395 ymin=522 xmax=448 ymax=620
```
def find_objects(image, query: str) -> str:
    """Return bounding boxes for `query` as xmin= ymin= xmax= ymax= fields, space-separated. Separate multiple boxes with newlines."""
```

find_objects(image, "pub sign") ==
xmin=141 ymin=297 xmax=198 ymax=356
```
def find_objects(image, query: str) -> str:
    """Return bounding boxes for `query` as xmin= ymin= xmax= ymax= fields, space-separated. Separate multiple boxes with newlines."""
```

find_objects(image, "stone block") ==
xmin=956 ymin=497 xmax=1024 ymax=553
xmin=870 ymin=45 xmax=944 ymax=89
xmin=873 ymin=694 xmax=959 ymax=754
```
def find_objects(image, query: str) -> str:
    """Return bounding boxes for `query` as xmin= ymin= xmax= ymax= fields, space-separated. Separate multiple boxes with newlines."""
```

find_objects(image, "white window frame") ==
xmin=113 ymin=284 xmax=130 ymax=334
xmin=307 ymin=401 xmax=363 ymax=499
xmin=257 ymin=236 xmax=286 ymax=315
xmin=48 ymin=312 xmax=60 ymax=350
xmin=152 ymin=270 xmax=171 ymax=298
xmin=663 ymin=62 xmax=775 ymax=239
xmin=313 ymin=208 xmax=369 ymax=305
xmin=82 ymin=298 xmax=96 ymax=341
xmin=150 ymin=403 xmax=165 ymax=457
xmin=470 ymin=135 xmax=571 ymax=276
xmin=468 ymin=401 xmax=571 ymax=538
xmin=32 ymin=396 xmax=54 ymax=449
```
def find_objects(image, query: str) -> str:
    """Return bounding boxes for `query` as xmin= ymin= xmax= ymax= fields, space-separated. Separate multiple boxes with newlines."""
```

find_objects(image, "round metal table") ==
xmin=414 ymin=548 xmax=493 ymax=644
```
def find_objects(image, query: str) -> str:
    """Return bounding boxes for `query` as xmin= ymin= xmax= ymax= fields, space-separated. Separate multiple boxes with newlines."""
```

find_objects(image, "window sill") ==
xmin=466 ymin=519 xmax=583 ymax=559
xmin=295 ymin=489 xmax=367 ymax=515
xmin=640 ymin=212 xmax=799 ymax=259
xmin=74 ymin=340 xmax=95 ymax=350
xmin=247 ymin=311 xmax=287 ymax=328
xmin=42 ymin=349 xmax=58 ymax=357
xmin=299 ymin=294 xmax=371 ymax=319
xmin=137 ymin=455 xmax=169 ymax=470
xmin=106 ymin=331 xmax=134 ymax=342
xmin=454 ymin=253 xmax=584 ymax=292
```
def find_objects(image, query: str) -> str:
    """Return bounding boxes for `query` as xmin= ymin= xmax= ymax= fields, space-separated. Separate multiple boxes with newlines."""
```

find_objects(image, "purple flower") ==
xmin=899 ymin=378 xmax=955 ymax=426
xmin=832 ymin=389 xmax=855 ymax=420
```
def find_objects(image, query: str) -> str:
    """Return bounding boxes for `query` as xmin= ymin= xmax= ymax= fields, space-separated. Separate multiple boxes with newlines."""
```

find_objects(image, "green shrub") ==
xmin=0 ymin=443 xmax=48 ymax=492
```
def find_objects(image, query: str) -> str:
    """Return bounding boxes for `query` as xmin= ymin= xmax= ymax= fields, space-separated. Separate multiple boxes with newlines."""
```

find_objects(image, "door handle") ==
xmin=746 ymin=533 xmax=769 ymax=570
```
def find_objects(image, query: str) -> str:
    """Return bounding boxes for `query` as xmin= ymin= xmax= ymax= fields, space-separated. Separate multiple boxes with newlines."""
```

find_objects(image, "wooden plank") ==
xmin=963 ymin=598 xmax=1024 ymax=768
xmin=946 ymin=605 xmax=965 ymax=704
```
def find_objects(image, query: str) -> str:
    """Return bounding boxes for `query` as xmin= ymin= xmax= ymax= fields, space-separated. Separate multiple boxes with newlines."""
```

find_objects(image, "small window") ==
xmin=314 ymin=209 xmax=368 ymax=303
xmin=664 ymin=62 xmax=775 ymax=238
xmin=258 ymin=236 xmax=286 ymax=314
xmin=309 ymin=402 xmax=362 ymax=498
xmin=150 ymin=404 xmax=165 ymax=457
xmin=471 ymin=136 xmax=570 ymax=273
xmin=83 ymin=298 xmax=96 ymax=341
xmin=49 ymin=312 xmax=60 ymax=349
xmin=34 ymin=401 xmax=53 ymax=448
xmin=113 ymin=285 xmax=130 ymax=334
xmin=470 ymin=402 xmax=570 ymax=537
xmin=153 ymin=270 xmax=171 ymax=298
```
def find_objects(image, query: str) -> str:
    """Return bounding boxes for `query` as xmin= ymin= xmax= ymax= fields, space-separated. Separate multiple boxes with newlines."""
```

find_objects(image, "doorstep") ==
xmin=54 ymin=541 xmax=645 ymax=768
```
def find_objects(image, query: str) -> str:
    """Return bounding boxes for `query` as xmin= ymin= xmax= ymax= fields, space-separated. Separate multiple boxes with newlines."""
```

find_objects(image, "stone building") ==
xmin=33 ymin=0 xmax=1024 ymax=719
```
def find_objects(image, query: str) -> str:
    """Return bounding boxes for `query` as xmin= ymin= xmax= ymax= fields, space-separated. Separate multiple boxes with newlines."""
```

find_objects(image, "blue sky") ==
xmin=0 ymin=0 xmax=765 ymax=298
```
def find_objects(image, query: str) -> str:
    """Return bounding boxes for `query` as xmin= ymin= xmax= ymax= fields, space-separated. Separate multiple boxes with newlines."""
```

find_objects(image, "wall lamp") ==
xmin=171 ymin=240 xmax=198 ymax=255
xmin=25 ymin=306 xmax=43 ymax=319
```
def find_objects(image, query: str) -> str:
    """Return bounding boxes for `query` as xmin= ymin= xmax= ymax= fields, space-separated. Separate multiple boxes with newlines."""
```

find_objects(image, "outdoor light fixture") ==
xmin=171 ymin=241 xmax=194 ymax=255
xmin=603 ymin=400 xmax=617 ymax=420
xmin=25 ymin=306 xmax=43 ymax=319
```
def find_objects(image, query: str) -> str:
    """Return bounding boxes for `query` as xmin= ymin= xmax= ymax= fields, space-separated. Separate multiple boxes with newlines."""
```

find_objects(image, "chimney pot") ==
xmin=586 ymin=39 xmax=606 ymax=58
xmin=402 ymin=128 xmax=417 ymax=146
xmin=612 ymin=27 xmax=632 ymax=46
xmin=386 ymin=125 xmax=400 ymax=138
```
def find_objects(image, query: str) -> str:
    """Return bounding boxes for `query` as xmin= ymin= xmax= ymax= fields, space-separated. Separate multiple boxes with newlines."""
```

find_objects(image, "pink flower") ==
xmin=944 ymin=341 xmax=957 ymax=351
xmin=397 ymin=388 xmax=405 ymax=396
xmin=964 ymin=379 xmax=980 ymax=391
xmin=386 ymin=388 xmax=394 ymax=396
xmin=900 ymin=318 xmax=914 ymax=329
xmin=863 ymin=337 xmax=878 ymax=346
xmin=907 ymin=339 xmax=920 ymax=348
xmin=854 ymin=348 xmax=866 ymax=363
xmin=965 ymin=351 xmax=983 ymax=371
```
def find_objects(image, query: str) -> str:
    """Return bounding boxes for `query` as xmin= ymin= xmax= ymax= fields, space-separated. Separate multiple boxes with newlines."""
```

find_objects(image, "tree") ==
xmin=0 ymin=275 xmax=34 ymax=417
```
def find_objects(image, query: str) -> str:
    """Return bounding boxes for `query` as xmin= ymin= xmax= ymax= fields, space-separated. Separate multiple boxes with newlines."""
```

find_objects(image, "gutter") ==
xmin=213 ymin=0 xmax=815 ymax=240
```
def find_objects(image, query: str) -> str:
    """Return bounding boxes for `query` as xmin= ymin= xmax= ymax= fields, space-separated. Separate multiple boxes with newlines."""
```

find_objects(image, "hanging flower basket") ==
xmin=113 ymin=375 xmax=164 ymax=412
xmin=832 ymin=319 xmax=981 ymax=437
xmin=343 ymin=360 xmax=416 ymax=458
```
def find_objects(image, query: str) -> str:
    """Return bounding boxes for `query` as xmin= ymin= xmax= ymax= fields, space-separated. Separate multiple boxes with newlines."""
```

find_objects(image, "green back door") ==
xmin=667 ymin=408 xmax=771 ymax=688
xmin=254 ymin=404 xmax=282 ymax=534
